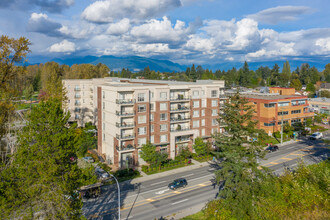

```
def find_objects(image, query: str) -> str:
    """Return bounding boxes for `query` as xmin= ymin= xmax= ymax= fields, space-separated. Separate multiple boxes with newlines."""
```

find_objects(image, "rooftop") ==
xmin=308 ymin=97 xmax=330 ymax=103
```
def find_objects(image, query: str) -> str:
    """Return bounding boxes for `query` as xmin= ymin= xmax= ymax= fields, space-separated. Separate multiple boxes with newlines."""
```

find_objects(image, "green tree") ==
xmin=190 ymin=64 xmax=197 ymax=81
xmin=323 ymin=63 xmax=330 ymax=82
xmin=209 ymin=93 xmax=267 ymax=219
xmin=23 ymin=84 xmax=34 ymax=101
xmin=306 ymin=82 xmax=316 ymax=93
xmin=193 ymin=137 xmax=207 ymax=156
xmin=290 ymin=78 xmax=302 ymax=91
xmin=0 ymin=98 xmax=83 ymax=219
xmin=140 ymin=142 xmax=168 ymax=166
xmin=320 ymin=90 xmax=330 ymax=98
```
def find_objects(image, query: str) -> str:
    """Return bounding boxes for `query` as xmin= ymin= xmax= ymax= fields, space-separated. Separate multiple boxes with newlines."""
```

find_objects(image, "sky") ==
xmin=1 ymin=0 xmax=330 ymax=65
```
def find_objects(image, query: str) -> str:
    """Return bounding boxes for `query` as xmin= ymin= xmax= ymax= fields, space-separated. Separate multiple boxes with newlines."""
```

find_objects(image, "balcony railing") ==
xmin=170 ymin=127 xmax=191 ymax=132
xmin=116 ymin=122 xmax=135 ymax=128
xmin=175 ymin=137 xmax=191 ymax=142
xmin=74 ymin=88 xmax=81 ymax=91
xmin=90 ymin=95 xmax=93 ymax=99
xmin=170 ymin=96 xmax=190 ymax=101
xmin=170 ymin=117 xmax=191 ymax=122
xmin=74 ymin=108 xmax=81 ymax=112
xmin=75 ymin=95 xmax=81 ymax=99
xmin=116 ymin=111 xmax=135 ymax=116
xmin=116 ymin=99 xmax=136 ymax=104
xmin=219 ymin=94 xmax=227 ymax=99
xmin=116 ymin=134 xmax=135 ymax=140
xmin=74 ymin=102 xmax=81 ymax=106
xmin=116 ymin=144 xmax=135 ymax=151
xmin=170 ymin=107 xmax=190 ymax=112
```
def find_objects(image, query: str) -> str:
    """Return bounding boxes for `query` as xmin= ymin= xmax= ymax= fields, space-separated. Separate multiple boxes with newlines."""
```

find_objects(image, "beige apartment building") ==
xmin=63 ymin=78 xmax=225 ymax=168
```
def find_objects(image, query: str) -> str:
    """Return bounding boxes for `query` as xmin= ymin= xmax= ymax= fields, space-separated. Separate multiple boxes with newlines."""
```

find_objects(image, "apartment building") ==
xmin=309 ymin=97 xmax=330 ymax=115
xmin=240 ymin=87 xmax=314 ymax=135
xmin=63 ymin=78 xmax=225 ymax=168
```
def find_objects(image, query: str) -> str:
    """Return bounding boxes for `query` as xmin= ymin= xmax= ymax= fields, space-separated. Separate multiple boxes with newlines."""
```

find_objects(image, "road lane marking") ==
xmin=171 ymin=199 xmax=188 ymax=205
xmin=173 ymin=191 xmax=182 ymax=194
xmin=183 ymin=173 xmax=194 ymax=177
xmin=198 ymin=183 xmax=206 ymax=186
xmin=155 ymin=189 xmax=169 ymax=195
xmin=150 ymin=181 xmax=166 ymax=186
xmin=281 ymin=158 xmax=292 ymax=160
xmin=270 ymin=162 xmax=278 ymax=165
xmin=291 ymin=153 xmax=304 ymax=156
xmin=147 ymin=198 xmax=155 ymax=202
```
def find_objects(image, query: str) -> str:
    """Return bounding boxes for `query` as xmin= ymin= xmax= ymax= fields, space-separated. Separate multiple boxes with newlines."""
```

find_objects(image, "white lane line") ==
xmin=171 ymin=199 xmax=188 ymax=205
xmin=150 ymin=181 xmax=166 ymax=186
xmin=182 ymin=173 xmax=194 ymax=177
xmin=127 ymin=216 xmax=134 ymax=219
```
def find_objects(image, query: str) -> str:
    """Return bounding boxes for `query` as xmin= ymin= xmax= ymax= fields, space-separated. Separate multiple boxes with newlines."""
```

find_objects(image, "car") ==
xmin=309 ymin=132 xmax=323 ymax=140
xmin=265 ymin=145 xmax=279 ymax=152
xmin=168 ymin=178 xmax=187 ymax=190
xmin=83 ymin=156 xmax=94 ymax=163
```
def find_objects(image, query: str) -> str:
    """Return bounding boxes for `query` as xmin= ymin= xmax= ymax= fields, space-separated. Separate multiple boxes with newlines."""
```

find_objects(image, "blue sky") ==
xmin=0 ymin=0 xmax=329 ymax=65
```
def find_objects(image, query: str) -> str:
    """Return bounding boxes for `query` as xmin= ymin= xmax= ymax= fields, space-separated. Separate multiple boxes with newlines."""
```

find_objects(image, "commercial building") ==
xmin=63 ymin=78 xmax=225 ymax=168
xmin=238 ymin=87 xmax=314 ymax=135
xmin=308 ymin=97 xmax=330 ymax=115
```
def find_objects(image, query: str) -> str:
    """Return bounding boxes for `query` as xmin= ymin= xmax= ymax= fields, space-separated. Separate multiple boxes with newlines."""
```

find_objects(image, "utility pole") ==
xmin=280 ymin=106 xmax=284 ymax=145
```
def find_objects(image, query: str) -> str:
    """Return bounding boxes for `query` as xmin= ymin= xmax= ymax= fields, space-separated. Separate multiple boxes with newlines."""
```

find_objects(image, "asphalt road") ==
xmin=82 ymin=137 xmax=329 ymax=220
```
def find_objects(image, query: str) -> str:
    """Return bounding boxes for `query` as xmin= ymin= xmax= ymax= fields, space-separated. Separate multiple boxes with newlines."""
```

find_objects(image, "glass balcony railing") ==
xmin=116 ymin=144 xmax=135 ymax=151
xmin=170 ymin=106 xmax=190 ymax=112
xmin=116 ymin=122 xmax=135 ymax=128
xmin=170 ymin=127 xmax=191 ymax=132
xmin=74 ymin=88 xmax=81 ymax=91
xmin=170 ymin=117 xmax=190 ymax=122
xmin=116 ymin=111 xmax=135 ymax=116
xmin=116 ymin=99 xmax=136 ymax=104
xmin=116 ymin=134 xmax=135 ymax=140
xmin=170 ymin=96 xmax=190 ymax=101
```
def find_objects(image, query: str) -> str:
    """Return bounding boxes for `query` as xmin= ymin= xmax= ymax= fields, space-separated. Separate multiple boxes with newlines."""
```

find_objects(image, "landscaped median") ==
xmin=141 ymin=159 xmax=194 ymax=175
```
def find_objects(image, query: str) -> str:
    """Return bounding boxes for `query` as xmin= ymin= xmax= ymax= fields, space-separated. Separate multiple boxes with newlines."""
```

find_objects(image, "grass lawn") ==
xmin=180 ymin=211 xmax=205 ymax=220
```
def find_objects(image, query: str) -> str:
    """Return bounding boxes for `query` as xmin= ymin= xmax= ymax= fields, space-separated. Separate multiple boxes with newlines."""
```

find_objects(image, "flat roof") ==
xmin=240 ymin=93 xmax=307 ymax=100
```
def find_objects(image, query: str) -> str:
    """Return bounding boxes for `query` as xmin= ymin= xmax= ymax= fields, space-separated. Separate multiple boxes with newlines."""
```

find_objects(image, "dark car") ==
xmin=265 ymin=145 xmax=279 ymax=152
xmin=168 ymin=178 xmax=187 ymax=190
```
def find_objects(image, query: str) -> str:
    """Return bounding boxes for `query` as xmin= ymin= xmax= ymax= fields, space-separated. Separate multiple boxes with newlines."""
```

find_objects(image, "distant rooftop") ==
xmin=308 ymin=97 xmax=330 ymax=103
xmin=320 ymin=83 xmax=330 ymax=89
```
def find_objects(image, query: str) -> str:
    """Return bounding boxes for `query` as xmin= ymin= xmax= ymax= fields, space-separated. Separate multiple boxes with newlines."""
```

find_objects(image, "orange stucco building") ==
xmin=241 ymin=87 xmax=314 ymax=135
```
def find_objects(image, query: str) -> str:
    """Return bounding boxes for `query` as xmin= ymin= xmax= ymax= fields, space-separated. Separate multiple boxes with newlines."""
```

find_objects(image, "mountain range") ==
xmin=26 ymin=55 xmax=328 ymax=72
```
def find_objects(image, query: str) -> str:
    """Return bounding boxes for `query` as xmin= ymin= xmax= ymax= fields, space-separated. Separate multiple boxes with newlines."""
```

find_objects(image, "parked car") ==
xmin=309 ymin=132 xmax=323 ymax=140
xmin=265 ymin=145 xmax=279 ymax=152
xmin=82 ymin=156 xmax=94 ymax=163
xmin=168 ymin=178 xmax=187 ymax=190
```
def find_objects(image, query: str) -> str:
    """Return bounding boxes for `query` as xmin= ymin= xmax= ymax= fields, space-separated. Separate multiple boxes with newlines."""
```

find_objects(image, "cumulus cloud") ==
xmin=107 ymin=18 xmax=131 ymax=35
xmin=315 ymin=37 xmax=330 ymax=54
xmin=0 ymin=0 xmax=74 ymax=13
xmin=27 ymin=13 xmax=63 ymax=37
xmin=48 ymin=40 xmax=76 ymax=53
xmin=247 ymin=6 xmax=313 ymax=24
xmin=82 ymin=0 xmax=181 ymax=23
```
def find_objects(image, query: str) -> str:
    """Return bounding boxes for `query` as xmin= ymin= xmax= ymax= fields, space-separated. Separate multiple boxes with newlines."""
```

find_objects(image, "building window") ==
xmin=291 ymin=119 xmax=301 ymax=124
xmin=212 ymin=100 xmax=217 ymax=107
xmin=211 ymin=90 xmax=217 ymax=97
xmin=201 ymin=128 xmax=205 ymax=136
xmin=150 ymin=114 xmax=154 ymax=122
xmin=138 ymin=115 xmax=146 ymax=124
xmin=160 ymin=113 xmax=167 ymax=121
xmin=193 ymin=101 xmax=200 ymax=108
xmin=103 ymin=123 xmax=105 ymax=130
xmin=278 ymin=102 xmax=289 ymax=107
xmin=103 ymin=112 xmax=105 ymax=120
xmin=160 ymin=92 xmax=167 ymax=100
xmin=193 ymin=120 xmax=200 ymax=128
xmin=193 ymin=110 xmax=200 ymax=117
xmin=150 ymin=135 xmax=154 ymax=143
xmin=201 ymin=99 xmax=206 ymax=108
xmin=150 ymin=92 xmax=154 ymax=99
xmin=264 ymin=122 xmax=275 ymax=126
xmin=138 ymin=138 xmax=147 ymax=146
xmin=138 ymin=104 xmax=146 ymax=113
xmin=264 ymin=103 xmax=275 ymax=108
xmin=160 ymin=135 xmax=167 ymax=143
xmin=212 ymin=119 xmax=218 ymax=126
xmin=212 ymin=128 xmax=218 ymax=134
xmin=150 ymin=103 xmax=154 ymax=111
xmin=160 ymin=124 xmax=167 ymax=132
xmin=138 ymin=93 xmax=146 ymax=102
xmin=298 ymin=100 xmax=306 ymax=105
xmin=138 ymin=127 xmax=146 ymax=135
xmin=278 ymin=111 xmax=289 ymax=115
xmin=102 ymin=102 xmax=105 ymax=109
xmin=150 ymin=125 xmax=154 ymax=132
xmin=75 ymin=114 xmax=79 ymax=119
xmin=212 ymin=109 xmax=217 ymax=116
xmin=160 ymin=103 xmax=167 ymax=110
xmin=102 ymin=91 xmax=105 ymax=98
xmin=291 ymin=110 xmax=301 ymax=114
xmin=103 ymin=133 xmax=105 ymax=141
xmin=201 ymin=119 xmax=205 ymax=126
xmin=193 ymin=90 xmax=199 ymax=98
xmin=201 ymin=109 xmax=205 ymax=116
xmin=201 ymin=90 xmax=205 ymax=96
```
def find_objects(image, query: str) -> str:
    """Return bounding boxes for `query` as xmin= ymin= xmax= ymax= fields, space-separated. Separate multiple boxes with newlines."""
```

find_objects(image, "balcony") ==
xmin=116 ymin=144 xmax=135 ymax=151
xmin=74 ymin=102 xmax=81 ymax=106
xmin=74 ymin=88 xmax=81 ymax=91
xmin=116 ymin=99 xmax=136 ymax=105
xmin=75 ymin=95 xmax=81 ymax=99
xmin=219 ymin=94 xmax=227 ymax=99
xmin=116 ymin=122 xmax=135 ymax=128
xmin=74 ymin=108 xmax=81 ymax=112
xmin=90 ymin=88 xmax=93 ymax=92
xmin=170 ymin=117 xmax=190 ymax=122
xmin=170 ymin=126 xmax=191 ymax=132
xmin=116 ymin=111 xmax=135 ymax=117
xmin=116 ymin=134 xmax=135 ymax=140
xmin=90 ymin=95 xmax=93 ymax=99
xmin=170 ymin=96 xmax=190 ymax=102
xmin=175 ymin=136 xmax=191 ymax=142
xmin=170 ymin=106 xmax=190 ymax=112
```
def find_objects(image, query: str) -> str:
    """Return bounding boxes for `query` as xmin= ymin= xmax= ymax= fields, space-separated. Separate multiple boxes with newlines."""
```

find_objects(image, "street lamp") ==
xmin=110 ymin=173 xmax=120 ymax=220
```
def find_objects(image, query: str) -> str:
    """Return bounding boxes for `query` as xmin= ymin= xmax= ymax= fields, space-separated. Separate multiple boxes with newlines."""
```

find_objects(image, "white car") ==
xmin=309 ymin=132 xmax=323 ymax=140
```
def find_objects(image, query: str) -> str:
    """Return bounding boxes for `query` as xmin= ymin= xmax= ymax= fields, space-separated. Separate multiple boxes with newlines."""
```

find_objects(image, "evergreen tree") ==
xmin=190 ymin=64 xmax=197 ymax=81
xmin=211 ymin=93 xmax=267 ymax=219
xmin=0 ymin=99 xmax=83 ymax=219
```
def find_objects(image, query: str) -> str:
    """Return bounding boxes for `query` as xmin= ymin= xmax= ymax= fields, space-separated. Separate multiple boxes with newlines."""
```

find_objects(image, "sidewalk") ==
xmin=129 ymin=159 xmax=211 ymax=184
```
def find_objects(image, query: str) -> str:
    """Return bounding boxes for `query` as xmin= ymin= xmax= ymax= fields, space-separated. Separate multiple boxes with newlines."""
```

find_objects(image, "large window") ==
xmin=138 ymin=115 xmax=146 ymax=124
xmin=212 ymin=109 xmax=217 ymax=116
xmin=278 ymin=111 xmax=288 ymax=115
xmin=138 ymin=104 xmax=146 ymax=112
xmin=150 ymin=103 xmax=154 ymax=111
xmin=160 ymin=113 xmax=167 ymax=121
xmin=160 ymin=124 xmax=167 ymax=132
xmin=150 ymin=135 xmax=154 ymax=143
xmin=193 ymin=120 xmax=200 ymax=128
xmin=278 ymin=102 xmax=289 ymax=107
xmin=201 ymin=128 xmax=205 ymax=136
xmin=193 ymin=110 xmax=199 ymax=117
xmin=160 ymin=92 xmax=167 ymax=100
xmin=193 ymin=90 xmax=199 ymax=98
xmin=291 ymin=110 xmax=301 ymax=114
xmin=160 ymin=135 xmax=167 ymax=143
xmin=211 ymin=90 xmax=217 ymax=97
xmin=193 ymin=101 xmax=200 ymax=108
xmin=212 ymin=100 xmax=217 ymax=107
xmin=138 ymin=93 xmax=146 ymax=102
xmin=264 ymin=122 xmax=275 ymax=126
xmin=160 ymin=102 xmax=167 ymax=110
xmin=264 ymin=103 xmax=275 ymax=108
xmin=138 ymin=127 xmax=146 ymax=135
xmin=202 ymin=99 xmax=206 ymax=107
xmin=212 ymin=118 xmax=218 ymax=126
xmin=201 ymin=109 xmax=205 ymax=116
xmin=150 ymin=125 xmax=154 ymax=132
xmin=150 ymin=113 xmax=154 ymax=122
xmin=201 ymin=119 xmax=205 ymax=126
xmin=138 ymin=138 xmax=147 ymax=146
